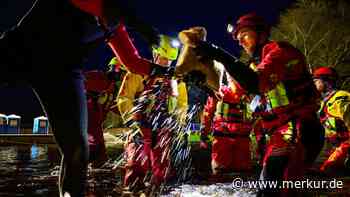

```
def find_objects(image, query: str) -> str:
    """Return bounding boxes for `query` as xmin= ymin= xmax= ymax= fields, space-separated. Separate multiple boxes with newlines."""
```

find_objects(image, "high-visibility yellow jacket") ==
xmin=116 ymin=72 xmax=188 ymax=122
xmin=319 ymin=90 xmax=350 ymax=171
xmin=177 ymin=81 xmax=188 ymax=112
xmin=116 ymin=72 xmax=145 ymax=121
xmin=320 ymin=90 xmax=350 ymax=136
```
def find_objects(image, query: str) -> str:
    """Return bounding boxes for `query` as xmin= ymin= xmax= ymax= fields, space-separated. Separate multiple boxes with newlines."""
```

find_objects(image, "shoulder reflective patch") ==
xmin=334 ymin=96 xmax=349 ymax=101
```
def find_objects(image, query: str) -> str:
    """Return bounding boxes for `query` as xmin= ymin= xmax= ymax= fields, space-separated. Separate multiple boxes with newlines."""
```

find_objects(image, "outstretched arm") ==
xmin=194 ymin=41 xmax=259 ymax=94
xmin=107 ymin=23 xmax=172 ymax=77
xmin=107 ymin=23 xmax=152 ymax=75
xmin=70 ymin=0 xmax=159 ymax=46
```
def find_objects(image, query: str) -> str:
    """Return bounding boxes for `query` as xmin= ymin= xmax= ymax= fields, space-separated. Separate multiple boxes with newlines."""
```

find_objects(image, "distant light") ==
xmin=171 ymin=39 xmax=181 ymax=48
xmin=31 ymin=144 xmax=39 ymax=160
xmin=227 ymin=24 xmax=234 ymax=33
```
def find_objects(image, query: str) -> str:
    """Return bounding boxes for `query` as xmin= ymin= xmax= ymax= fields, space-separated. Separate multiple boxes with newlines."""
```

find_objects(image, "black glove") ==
xmin=151 ymin=64 xmax=175 ymax=77
xmin=194 ymin=41 xmax=259 ymax=94
xmin=102 ymin=0 xmax=160 ymax=47
xmin=194 ymin=41 xmax=222 ymax=62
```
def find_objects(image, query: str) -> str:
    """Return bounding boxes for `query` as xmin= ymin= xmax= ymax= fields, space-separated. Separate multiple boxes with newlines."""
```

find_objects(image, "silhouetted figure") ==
xmin=0 ymin=0 xmax=158 ymax=196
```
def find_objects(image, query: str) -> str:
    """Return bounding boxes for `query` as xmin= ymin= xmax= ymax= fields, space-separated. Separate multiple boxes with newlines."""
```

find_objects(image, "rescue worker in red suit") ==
xmin=108 ymin=24 xmax=188 ymax=191
xmin=200 ymin=72 xmax=253 ymax=175
xmin=312 ymin=67 xmax=350 ymax=174
xmin=84 ymin=58 xmax=127 ymax=167
xmin=194 ymin=13 xmax=324 ymax=196
xmin=0 ymin=1 xmax=159 ymax=196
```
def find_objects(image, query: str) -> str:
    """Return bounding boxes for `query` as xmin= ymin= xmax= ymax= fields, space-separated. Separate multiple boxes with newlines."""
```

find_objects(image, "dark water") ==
xmin=0 ymin=144 xmax=60 ymax=197
xmin=0 ymin=144 xmax=119 ymax=197
xmin=1 ymin=144 xmax=350 ymax=197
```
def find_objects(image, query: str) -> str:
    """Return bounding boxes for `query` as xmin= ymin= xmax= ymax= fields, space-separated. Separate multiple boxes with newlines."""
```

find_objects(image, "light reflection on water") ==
xmin=0 ymin=144 xmax=121 ymax=197
xmin=0 ymin=144 xmax=60 ymax=197
xmin=0 ymin=143 xmax=349 ymax=197
xmin=162 ymin=183 xmax=257 ymax=197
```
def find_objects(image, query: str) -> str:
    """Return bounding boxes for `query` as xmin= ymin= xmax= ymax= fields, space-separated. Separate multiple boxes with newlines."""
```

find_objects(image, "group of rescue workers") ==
xmin=83 ymin=12 xmax=350 ymax=197
xmin=1 ymin=0 xmax=349 ymax=196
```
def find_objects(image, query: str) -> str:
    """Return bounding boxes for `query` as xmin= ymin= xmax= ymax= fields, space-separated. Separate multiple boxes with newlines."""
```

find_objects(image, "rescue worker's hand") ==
xmin=101 ymin=0 xmax=160 ymax=46
xmin=125 ymin=15 xmax=160 ymax=47
xmin=194 ymin=40 xmax=260 ymax=94
xmin=194 ymin=41 xmax=240 ymax=64
xmin=193 ymin=41 xmax=218 ymax=62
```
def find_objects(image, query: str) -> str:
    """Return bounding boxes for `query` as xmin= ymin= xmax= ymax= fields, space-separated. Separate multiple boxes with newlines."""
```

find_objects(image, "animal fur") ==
xmin=175 ymin=26 xmax=220 ymax=92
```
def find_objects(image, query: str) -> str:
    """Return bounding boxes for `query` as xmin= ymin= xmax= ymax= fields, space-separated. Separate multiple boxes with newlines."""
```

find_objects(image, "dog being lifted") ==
xmin=176 ymin=26 xmax=221 ymax=93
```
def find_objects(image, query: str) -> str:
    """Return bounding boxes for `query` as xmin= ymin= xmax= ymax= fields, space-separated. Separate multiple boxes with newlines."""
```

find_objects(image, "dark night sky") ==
xmin=0 ymin=0 xmax=294 ymax=124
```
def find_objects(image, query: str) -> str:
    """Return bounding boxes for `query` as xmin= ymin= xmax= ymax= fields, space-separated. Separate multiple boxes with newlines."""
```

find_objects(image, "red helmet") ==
xmin=313 ymin=66 xmax=338 ymax=80
xmin=227 ymin=13 xmax=270 ymax=40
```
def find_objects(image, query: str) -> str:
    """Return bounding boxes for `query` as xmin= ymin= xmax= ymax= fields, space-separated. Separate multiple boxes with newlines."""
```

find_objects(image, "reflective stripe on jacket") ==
xmin=255 ymin=41 xmax=319 ymax=130
xmin=202 ymin=84 xmax=251 ymax=137
xmin=319 ymin=90 xmax=350 ymax=141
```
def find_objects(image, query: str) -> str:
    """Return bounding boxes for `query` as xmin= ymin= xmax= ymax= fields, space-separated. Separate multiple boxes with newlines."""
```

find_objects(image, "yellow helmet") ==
xmin=152 ymin=35 xmax=180 ymax=60
xmin=108 ymin=57 xmax=126 ymax=72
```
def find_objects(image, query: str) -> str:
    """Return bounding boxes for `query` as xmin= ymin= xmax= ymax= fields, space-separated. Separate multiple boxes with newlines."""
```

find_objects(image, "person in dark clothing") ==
xmin=0 ymin=1 xmax=158 ymax=196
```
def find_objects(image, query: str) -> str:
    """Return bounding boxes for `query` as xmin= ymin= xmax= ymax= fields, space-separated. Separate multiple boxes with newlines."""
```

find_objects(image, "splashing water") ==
xmin=111 ymin=77 xmax=204 ymax=193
